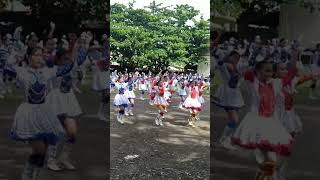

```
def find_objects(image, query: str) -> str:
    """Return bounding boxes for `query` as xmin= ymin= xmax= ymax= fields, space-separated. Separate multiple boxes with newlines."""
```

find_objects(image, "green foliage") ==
xmin=0 ymin=0 xmax=7 ymax=10
xmin=111 ymin=1 xmax=209 ymax=72
xmin=210 ymin=0 xmax=317 ymax=18
xmin=21 ymin=0 xmax=108 ymax=22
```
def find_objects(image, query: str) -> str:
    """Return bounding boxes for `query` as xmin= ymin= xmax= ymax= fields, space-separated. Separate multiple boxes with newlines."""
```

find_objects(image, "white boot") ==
xmin=22 ymin=161 xmax=41 ymax=180
xmin=155 ymin=115 xmax=159 ymax=126
xmin=117 ymin=113 xmax=124 ymax=124
xmin=47 ymin=145 xmax=62 ymax=171
xmin=159 ymin=117 xmax=164 ymax=126
xmin=221 ymin=137 xmax=237 ymax=150
xmin=129 ymin=106 xmax=134 ymax=116
xmin=309 ymin=89 xmax=317 ymax=99
xmin=97 ymin=103 xmax=107 ymax=121
xmin=125 ymin=108 xmax=129 ymax=116
xmin=58 ymin=143 xmax=76 ymax=170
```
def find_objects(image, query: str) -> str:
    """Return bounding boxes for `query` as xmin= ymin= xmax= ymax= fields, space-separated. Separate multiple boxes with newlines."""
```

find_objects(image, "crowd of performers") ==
xmin=111 ymin=70 xmax=209 ymax=127
xmin=212 ymin=35 xmax=320 ymax=180
xmin=0 ymin=22 xmax=108 ymax=179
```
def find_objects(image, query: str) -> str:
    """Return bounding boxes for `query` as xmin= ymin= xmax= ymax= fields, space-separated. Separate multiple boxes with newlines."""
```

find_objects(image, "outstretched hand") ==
xmin=50 ymin=21 xmax=55 ymax=29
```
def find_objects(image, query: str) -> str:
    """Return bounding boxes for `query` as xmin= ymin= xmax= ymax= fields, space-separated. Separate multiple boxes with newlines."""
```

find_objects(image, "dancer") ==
xmin=9 ymin=46 xmax=73 ymax=180
xmin=46 ymin=42 xmax=85 ymax=171
xmin=138 ymin=78 xmax=147 ymax=100
xmin=231 ymin=60 xmax=293 ymax=180
xmin=152 ymin=78 xmax=169 ymax=126
xmin=182 ymin=79 xmax=202 ymax=128
xmin=125 ymin=77 xmax=136 ymax=116
xmin=214 ymin=51 xmax=244 ymax=150
xmin=113 ymin=76 xmax=129 ymax=124
xmin=178 ymin=78 xmax=188 ymax=109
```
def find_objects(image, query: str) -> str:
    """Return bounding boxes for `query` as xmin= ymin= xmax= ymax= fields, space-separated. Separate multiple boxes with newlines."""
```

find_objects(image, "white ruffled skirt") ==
xmin=125 ymin=90 xmax=136 ymax=99
xmin=11 ymin=102 xmax=65 ymax=145
xmin=214 ymin=84 xmax=244 ymax=108
xmin=183 ymin=97 xmax=202 ymax=111
xmin=139 ymin=84 xmax=147 ymax=91
xmin=276 ymin=108 xmax=302 ymax=134
xmin=232 ymin=112 xmax=293 ymax=157
xmin=46 ymin=89 xmax=82 ymax=117
xmin=113 ymin=94 xmax=129 ymax=107
xmin=153 ymin=95 xmax=169 ymax=106
xmin=198 ymin=96 xmax=205 ymax=104
xmin=92 ymin=70 xmax=108 ymax=91
xmin=178 ymin=88 xmax=187 ymax=96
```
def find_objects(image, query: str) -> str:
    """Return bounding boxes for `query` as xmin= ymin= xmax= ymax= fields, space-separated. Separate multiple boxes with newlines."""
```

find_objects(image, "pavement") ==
xmin=211 ymin=84 xmax=320 ymax=180
xmin=0 ymin=80 xmax=109 ymax=180
xmin=110 ymin=92 xmax=210 ymax=179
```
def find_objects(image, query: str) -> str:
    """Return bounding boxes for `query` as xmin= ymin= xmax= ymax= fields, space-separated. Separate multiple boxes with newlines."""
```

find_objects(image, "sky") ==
xmin=110 ymin=0 xmax=210 ymax=20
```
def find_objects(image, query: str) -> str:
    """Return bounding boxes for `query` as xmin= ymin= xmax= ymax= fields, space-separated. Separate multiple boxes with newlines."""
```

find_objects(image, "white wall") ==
xmin=197 ymin=55 xmax=210 ymax=76
xmin=279 ymin=4 xmax=320 ymax=48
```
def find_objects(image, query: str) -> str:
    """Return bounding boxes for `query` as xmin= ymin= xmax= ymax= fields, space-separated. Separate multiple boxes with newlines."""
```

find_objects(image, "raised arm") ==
xmin=56 ymin=63 xmax=74 ymax=77
xmin=47 ymin=22 xmax=56 ymax=39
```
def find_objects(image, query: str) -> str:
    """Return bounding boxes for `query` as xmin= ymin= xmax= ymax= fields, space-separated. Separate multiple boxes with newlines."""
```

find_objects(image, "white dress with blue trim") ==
xmin=214 ymin=61 xmax=244 ymax=109
xmin=113 ymin=82 xmax=130 ymax=107
xmin=90 ymin=49 xmax=108 ymax=91
xmin=46 ymin=65 xmax=83 ymax=117
xmin=124 ymin=82 xmax=136 ymax=99
xmin=10 ymin=66 xmax=66 ymax=145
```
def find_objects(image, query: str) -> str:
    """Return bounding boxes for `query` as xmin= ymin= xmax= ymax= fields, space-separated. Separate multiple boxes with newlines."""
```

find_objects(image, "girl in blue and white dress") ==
xmin=308 ymin=43 xmax=320 ymax=99
xmin=8 ymin=46 xmax=73 ymax=180
xmin=110 ymin=70 xmax=118 ymax=92
xmin=213 ymin=51 xmax=245 ymax=150
xmin=124 ymin=77 xmax=136 ymax=116
xmin=89 ymin=41 xmax=109 ymax=121
xmin=114 ymin=77 xmax=130 ymax=124
xmin=138 ymin=78 xmax=147 ymax=100
xmin=0 ymin=45 xmax=8 ymax=99
xmin=178 ymin=78 xmax=188 ymax=109
xmin=45 ymin=44 xmax=87 ymax=172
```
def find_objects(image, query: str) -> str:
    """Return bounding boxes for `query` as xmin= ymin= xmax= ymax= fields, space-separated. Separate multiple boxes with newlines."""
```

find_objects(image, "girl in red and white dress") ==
xmin=182 ymin=79 xmax=202 ymax=128
xmin=149 ymin=76 xmax=159 ymax=106
xmin=231 ymin=60 xmax=294 ymax=180
xmin=272 ymin=59 xmax=317 ymax=180
xmin=152 ymin=78 xmax=169 ymax=126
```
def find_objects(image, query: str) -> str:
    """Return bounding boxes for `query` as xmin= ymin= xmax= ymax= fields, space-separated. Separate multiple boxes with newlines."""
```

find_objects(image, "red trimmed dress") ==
xmin=182 ymin=86 xmax=202 ymax=112
xmin=153 ymin=85 xmax=169 ymax=107
xmin=231 ymin=70 xmax=294 ymax=157
xmin=275 ymin=67 xmax=309 ymax=135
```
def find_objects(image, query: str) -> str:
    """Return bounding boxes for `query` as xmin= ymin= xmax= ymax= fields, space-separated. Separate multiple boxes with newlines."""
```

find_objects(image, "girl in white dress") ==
xmin=124 ymin=77 xmax=136 ymax=116
xmin=9 ymin=47 xmax=73 ymax=180
xmin=89 ymin=42 xmax=108 ymax=121
xmin=231 ymin=60 xmax=293 ymax=180
xmin=152 ymin=79 xmax=169 ymax=126
xmin=114 ymin=77 xmax=129 ymax=124
xmin=178 ymin=78 xmax=188 ymax=109
xmin=46 ymin=46 xmax=85 ymax=171
xmin=138 ymin=78 xmax=147 ymax=100
xmin=214 ymin=51 xmax=244 ymax=149
xmin=182 ymin=79 xmax=202 ymax=128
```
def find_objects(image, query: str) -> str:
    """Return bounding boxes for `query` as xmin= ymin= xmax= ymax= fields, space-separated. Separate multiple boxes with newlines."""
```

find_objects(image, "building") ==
xmin=197 ymin=51 xmax=210 ymax=77
xmin=279 ymin=2 xmax=320 ymax=48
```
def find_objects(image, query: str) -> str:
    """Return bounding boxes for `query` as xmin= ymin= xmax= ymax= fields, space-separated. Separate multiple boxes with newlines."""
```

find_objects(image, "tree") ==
xmin=111 ymin=1 xmax=209 ymax=73
xmin=211 ymin=0 xmax=319 ymax=18
xmin=21 ymin=0 xmax=108 ymax=24
xmin=0 ymin=0 xmax=7 ymax=10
